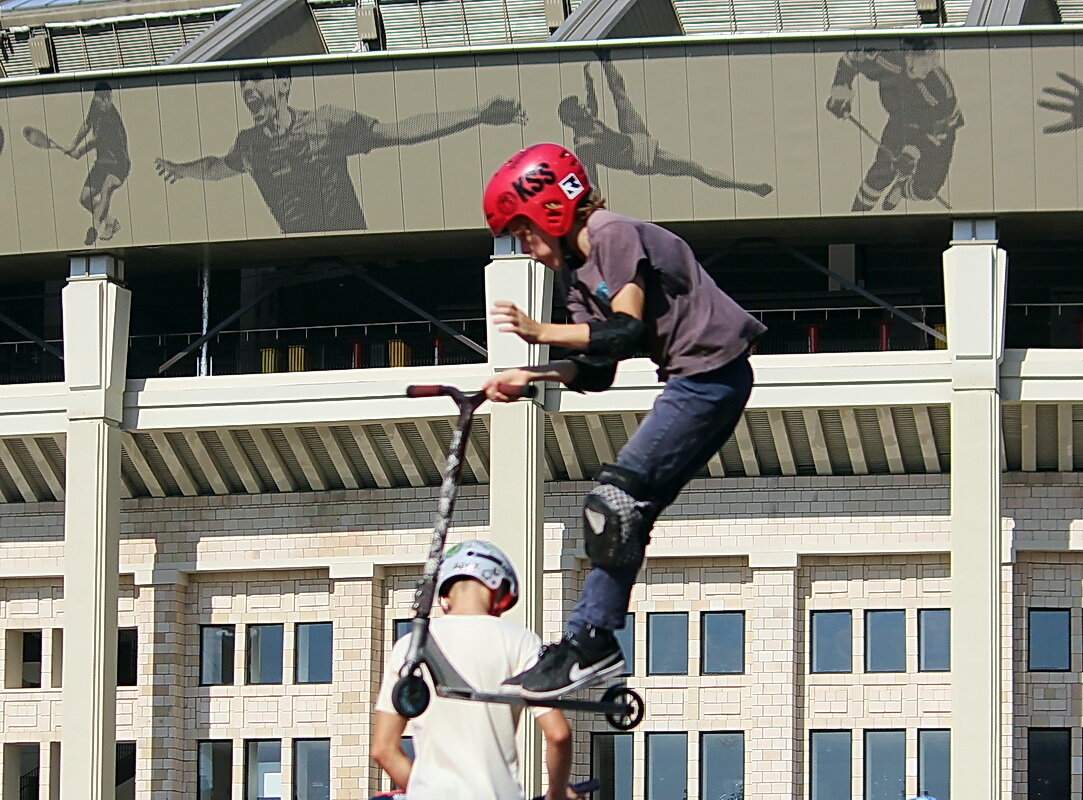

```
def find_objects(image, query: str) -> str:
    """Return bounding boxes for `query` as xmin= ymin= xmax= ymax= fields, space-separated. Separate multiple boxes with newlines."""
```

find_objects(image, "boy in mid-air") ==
xmin=481 ymin=143 xmax=765 ymax=698
xmin=372 ymin=540 xmax=577 ymax=800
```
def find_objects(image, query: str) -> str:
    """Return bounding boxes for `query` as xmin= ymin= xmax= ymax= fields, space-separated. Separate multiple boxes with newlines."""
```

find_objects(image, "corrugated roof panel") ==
xmin=1035 ymin=403 xmax=1059 ymax=471
xmin=177 ymin=14 xmax=222 ymax=46
xmin=782 ymin=409 xmax=816 ymax=475
xmin=465 ymin=0 xmax=513 ymax=45
xmin=147 ymin=16 xmax=189 ymax=63
xmin=745 ymin=409 xmax=782 ymax=476
xmin=329 ymin=425 xmax=378 ymax=489
xmin=380 ymin=3 xmax=428 ymax=49
xmin=870 ymin=0 xmax=920 ymax=27
xmin=854 ymin=407 xmax=889 ymax=474
xmin=199 ymin=430 xmax=243 ymax=494
xmin=419 ymin=0 xmax=470 ymax=47
xmin=80 ymin=24 xmax=121 ymax=71
xmin=115 ymin=21 xmax=156 ymax=69
xmin=824 ymin=0 xmax=876 ymax=30
xmin=312 ymin=3 xmax=361 ymax=53
xmin=889 ymin=406 xmax=924 ymax=473
xmin=736 ymin=0 xmax=784 ymax=33
xmin=818 ymin=408 xmax=854 ymax=475
xmin=778 ymin=0 xmax=829 ymax=31
xmin=503 ymin=0 xmax=549 ymax=42
xmin=49 ymin=28 xmax=90 ymax=73
xmin=941 ymin=0 xmax=970 ymax=24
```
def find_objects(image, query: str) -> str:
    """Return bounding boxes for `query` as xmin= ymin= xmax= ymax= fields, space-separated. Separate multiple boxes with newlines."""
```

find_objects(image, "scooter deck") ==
xmin=436 ymin=685 xmax=631 ymax=716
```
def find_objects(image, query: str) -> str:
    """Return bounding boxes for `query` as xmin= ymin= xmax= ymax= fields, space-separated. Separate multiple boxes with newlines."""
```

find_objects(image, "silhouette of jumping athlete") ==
xmin=558 ymin=55 xmax=773 ymax=197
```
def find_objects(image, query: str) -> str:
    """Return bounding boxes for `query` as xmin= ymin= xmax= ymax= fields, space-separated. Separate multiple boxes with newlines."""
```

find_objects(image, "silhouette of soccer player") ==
xmin=558 ymin=54 xmax=773 ymax=196
xmin=155 ymin=66 xmax=526 ymax=234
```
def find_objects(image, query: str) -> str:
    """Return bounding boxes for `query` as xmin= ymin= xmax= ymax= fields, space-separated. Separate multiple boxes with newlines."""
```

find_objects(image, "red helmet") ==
xmin=483 ymin=143 xmax=591 ymax=238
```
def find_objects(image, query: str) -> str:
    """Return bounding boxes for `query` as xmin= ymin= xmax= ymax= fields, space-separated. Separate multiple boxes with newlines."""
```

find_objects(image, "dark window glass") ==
xmin=21 ymin=630 xmax=41 ymax=689
xmin=865 ymin=611 xmax=905 ymax=673
xmin=647 ymin=613 xmax=688 ymax=676
xmin=1029 ymin=728 xmax=1071 ymax=800
xmin=918 ymin=609 xmax=950 ymax=672
xmin=918 ymin=729 xmax=950 ymax=800
xmin=702 ymin=612 xmax=745 ymax=674
xmin=117 ymin=628 xmax=137 ymax=687
xmin=116 ymin=742 xmax=135 ymax=800
xmin=1028 ymin=610 xmax=1071 ymax=671
xmin=11 ymin=743 xmax=39 ymax=800
xmin=591 ymin=733 xmax=633 ymax=800
xmin=701 ymin=732 xmax=743 ymax=800
xmin=393 ymin=619 xmax=411 ymax=644
xmin=864 ymin=730 xmax=904 ymax=800
xmin=245 ymin=740 xmax=281 ymax=800
xmin=811 ymin=731 xmax=851 ymax=800
xmin=293 ymin=739 xmax=330 ymax=800
xmin=647 ymin=733 xmax=686 ymax=800
xmin=295 ymin=623 xmax=332 ymax=684
xmin=200 ymin=626 xmax=235 ymax=686
xmin=198 ymin=741 xmax=233 ymax=800
xmin=614 ymin=613 xmax=634 ymax=676
xmin=247 ymin=624 xmax=284 ymax=685
xmin=811 ymin=611 xmax=852 ymax=673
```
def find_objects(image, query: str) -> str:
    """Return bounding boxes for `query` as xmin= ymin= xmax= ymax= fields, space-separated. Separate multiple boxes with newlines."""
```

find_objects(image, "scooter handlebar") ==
xmin=406 ymin=384 xmax=538 ymax=399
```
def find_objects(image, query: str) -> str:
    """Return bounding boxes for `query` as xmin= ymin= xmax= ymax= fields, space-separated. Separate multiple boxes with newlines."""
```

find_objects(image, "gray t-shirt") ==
xmin=565 ymin=210 xmax=766 ymax=380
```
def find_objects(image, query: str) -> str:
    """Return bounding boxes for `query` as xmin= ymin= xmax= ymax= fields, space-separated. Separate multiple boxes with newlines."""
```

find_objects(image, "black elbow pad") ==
xmin=566 ymin=354 xmax=617 ymax=392
xmin=585 ymin=313 xmax=648 ymax=360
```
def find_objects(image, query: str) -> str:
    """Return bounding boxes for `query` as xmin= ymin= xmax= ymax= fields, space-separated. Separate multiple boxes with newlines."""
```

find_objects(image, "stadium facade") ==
xmin=0 ymin=0 xmax=1082 ymax=798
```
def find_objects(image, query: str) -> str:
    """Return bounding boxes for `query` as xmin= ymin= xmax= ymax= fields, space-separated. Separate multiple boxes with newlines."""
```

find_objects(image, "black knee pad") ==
xmin=582 ymin=464 xmax=655 ymax=569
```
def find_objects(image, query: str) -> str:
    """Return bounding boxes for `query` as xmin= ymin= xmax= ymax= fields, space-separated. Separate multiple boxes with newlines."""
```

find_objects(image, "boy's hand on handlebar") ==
xmin=482 ymin=368 xmax=535 ymax=403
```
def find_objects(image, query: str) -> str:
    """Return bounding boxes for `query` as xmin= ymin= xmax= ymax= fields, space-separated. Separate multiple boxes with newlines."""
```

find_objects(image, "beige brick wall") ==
xmin=0 ymin=472 xmax=1074 ymax=797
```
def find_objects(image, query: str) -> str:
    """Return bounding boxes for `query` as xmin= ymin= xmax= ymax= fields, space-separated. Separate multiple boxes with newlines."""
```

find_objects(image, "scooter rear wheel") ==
xmin=601 ymin=686 xmax=644 ymax=730
xmin=392 ymin=674 xmax=431 ymax=718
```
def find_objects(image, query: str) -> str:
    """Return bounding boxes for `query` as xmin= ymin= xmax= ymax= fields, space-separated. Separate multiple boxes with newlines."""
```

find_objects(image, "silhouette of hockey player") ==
xmin=826 ymin=39 xmax=962 ymax=212
xmin=1039 ymin=71 xmax=1083 ymax=134
xmin=155 ymin=66 xmax=526 ymax=234
xmin=558 ymin=55 xmax=773 ymax=196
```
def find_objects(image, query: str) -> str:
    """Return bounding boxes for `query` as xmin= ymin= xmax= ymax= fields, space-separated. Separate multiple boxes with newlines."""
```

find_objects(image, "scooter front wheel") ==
xmin=602 ymin=686 xmax=644 ymax=730
xmin=392 ymin=674 xmax=431 ymax=718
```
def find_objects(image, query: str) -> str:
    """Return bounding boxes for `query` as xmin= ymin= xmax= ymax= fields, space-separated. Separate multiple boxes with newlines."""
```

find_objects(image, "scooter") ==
xmin=390 ymin=384 xmax=645 ymax=732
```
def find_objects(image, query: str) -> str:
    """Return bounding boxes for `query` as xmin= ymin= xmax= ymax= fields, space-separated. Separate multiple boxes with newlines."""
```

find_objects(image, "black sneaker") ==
xmin=503 ymin=626 xmax=624 ymax=699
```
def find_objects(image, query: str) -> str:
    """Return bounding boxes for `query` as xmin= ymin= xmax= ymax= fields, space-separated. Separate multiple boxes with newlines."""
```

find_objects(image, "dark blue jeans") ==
xmin=566 ymin=355 xmax=754 ymax=635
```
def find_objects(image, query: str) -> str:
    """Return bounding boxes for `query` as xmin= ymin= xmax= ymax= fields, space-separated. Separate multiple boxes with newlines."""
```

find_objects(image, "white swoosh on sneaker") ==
xmin=509 ymin=657 xmax=625 ymax=700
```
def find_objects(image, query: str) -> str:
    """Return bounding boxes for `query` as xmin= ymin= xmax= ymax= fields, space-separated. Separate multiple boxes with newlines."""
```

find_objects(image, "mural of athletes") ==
xmin=558 ymin=52 xmax=773 ymax=196
xmin=825 ymin=39 xmax=961 ymax=212
xmin=23 ymin=81 xmax=130 ymax=245
xmin=1 ymin=34 xmax=1082 ymax=255
xmin=154 ymin=65 xmax=525 ymax=234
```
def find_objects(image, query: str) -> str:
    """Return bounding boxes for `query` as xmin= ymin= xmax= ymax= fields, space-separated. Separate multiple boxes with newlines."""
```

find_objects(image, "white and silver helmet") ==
xmin=437 ymin=539 xmax=520 ymax=613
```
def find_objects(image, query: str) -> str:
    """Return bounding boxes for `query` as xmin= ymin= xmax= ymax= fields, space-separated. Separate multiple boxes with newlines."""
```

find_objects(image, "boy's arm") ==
xmin=490 ymin=279 xmax=645 ymax=349
xmin=371 ymin=711 xmax=412 ymax=790
xmin=484 ymin=279 xmax=647 ymax=400
xmin=537 ymin=709 xmax=574 ymax=800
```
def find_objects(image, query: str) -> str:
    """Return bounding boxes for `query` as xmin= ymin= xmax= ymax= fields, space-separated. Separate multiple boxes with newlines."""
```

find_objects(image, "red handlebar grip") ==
xmin=406 ymin=385 xmax=444 ymax=398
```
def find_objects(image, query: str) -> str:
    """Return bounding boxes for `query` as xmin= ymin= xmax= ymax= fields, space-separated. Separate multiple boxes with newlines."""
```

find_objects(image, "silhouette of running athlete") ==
xmin=558 ymin=54 xmax=773 ymax=197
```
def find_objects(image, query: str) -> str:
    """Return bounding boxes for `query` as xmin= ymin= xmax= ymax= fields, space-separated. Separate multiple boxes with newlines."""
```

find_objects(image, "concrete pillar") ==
xmin=943 ymin=220 xmax=1007 ymax=800
xmin=744 ymin=555 xmax=799 ymax=799
xmin=60 ymin=254 xmax=131 ymax=800
xmin=484 ymin=239 xmax=554 ymax=797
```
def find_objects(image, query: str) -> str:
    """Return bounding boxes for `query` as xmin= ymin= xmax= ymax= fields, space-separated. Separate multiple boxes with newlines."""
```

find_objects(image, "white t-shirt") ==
xmin=375 ymin=615 xmax=545 ymax=800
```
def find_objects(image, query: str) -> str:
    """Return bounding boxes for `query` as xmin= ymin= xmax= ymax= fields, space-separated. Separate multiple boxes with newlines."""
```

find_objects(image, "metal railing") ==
xmin=0 ymin=302 xmax=1079 ymax=385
